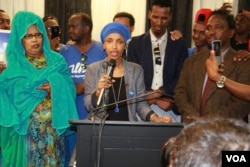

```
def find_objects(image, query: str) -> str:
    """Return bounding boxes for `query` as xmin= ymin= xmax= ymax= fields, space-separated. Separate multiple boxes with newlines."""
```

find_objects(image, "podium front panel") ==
xmin=70 ymin=120 xmax=183 ymax=167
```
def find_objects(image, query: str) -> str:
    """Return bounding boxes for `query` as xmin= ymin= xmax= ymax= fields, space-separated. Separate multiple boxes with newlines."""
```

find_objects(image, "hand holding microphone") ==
xmin=96 ymin=74 xmax=113 ymax=97
xmin=96 ymin=59 xmax=116 ymax=106
xmin=206 ymin=50 xmax=224 ymax=83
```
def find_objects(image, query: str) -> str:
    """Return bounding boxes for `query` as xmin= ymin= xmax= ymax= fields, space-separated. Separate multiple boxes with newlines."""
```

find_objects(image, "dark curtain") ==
xmin=146 ymin=0 xmax=193 ymax=47
xmin=45 ymin=0 xmax=91 ymax=43
xmin=238 ymin=0 xmax=250 ymax=50
xmin=238 ymin=0 xmax=250 ymax=11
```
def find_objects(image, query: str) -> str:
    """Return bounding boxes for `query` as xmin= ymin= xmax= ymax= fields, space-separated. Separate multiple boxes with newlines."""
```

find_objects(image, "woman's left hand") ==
xmin=151 ymin=114 xmax=172 ymax=123
xmin=159 ymin=116 xmax=172 ymax=123
xmin=37 ymin=82 xmax=51 ymax=93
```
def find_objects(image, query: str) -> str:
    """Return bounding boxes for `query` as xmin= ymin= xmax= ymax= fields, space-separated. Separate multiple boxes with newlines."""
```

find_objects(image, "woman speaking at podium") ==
xmin=84 ymin=22 xmax=171 ymax=123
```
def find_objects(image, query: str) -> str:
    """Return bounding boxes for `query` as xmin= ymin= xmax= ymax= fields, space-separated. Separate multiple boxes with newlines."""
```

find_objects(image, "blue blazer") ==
xmin=127 ymin=31 xmax=188 ymax=114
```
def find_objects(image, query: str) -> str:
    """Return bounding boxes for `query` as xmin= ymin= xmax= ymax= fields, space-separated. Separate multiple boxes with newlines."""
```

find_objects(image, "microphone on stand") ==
xmin=96 ymin=59 xmax=116 ymax=106
xmin=89 ymin=89 xmax=174 ymax=120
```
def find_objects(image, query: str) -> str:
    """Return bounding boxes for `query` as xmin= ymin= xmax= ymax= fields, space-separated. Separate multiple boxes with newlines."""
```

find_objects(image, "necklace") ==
xmin=26 ymin=54 xmax=46 ymax=69
xmin=111 ymin=76 xmax=123 ymax=113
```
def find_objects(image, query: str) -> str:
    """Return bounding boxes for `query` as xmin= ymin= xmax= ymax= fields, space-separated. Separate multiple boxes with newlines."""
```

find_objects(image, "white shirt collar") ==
xmin=149 ymin=29 xmax=168 ymax=43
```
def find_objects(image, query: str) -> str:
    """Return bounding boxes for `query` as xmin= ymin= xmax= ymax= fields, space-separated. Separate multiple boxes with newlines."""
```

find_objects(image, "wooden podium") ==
xmin=69 ymin=119 xmax=183 ymax=167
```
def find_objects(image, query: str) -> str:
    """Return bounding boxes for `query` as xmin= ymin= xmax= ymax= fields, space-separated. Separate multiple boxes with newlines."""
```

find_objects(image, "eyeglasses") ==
xmin=23 ymin=33 xmax=43 ymax=40
xmin=154 ymin=46 xmax=161 ymax=65
xmin=81 ymin=53 xmax=88 ymax=70
xmin=0 ymin=19 xmax=10 ymax=25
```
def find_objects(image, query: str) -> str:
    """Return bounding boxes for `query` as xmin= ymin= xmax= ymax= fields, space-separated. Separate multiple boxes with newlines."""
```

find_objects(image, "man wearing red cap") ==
xmin=188 ymin=8 xmax=212 ymax=56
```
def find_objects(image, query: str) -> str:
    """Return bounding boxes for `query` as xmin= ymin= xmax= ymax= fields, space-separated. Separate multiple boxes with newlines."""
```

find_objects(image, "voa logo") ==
xmin=226 ymin=155 xmax=247 ymax=163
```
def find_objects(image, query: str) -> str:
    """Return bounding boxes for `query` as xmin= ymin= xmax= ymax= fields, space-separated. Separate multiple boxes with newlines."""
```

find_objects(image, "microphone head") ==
xmin=103 ymin=61 xmax=109 ymax=69
xmin=109 ymin=59 xmax=116 ymax=68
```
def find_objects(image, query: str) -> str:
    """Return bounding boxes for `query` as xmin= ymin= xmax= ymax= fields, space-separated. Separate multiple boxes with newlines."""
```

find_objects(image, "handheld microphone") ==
xmin=96 ymin=59 xmax=116 ymax=106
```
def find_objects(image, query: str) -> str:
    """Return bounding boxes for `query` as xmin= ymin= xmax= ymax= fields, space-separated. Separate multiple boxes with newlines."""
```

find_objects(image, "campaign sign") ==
xmin=0 ymin=29 xmax=10 ymax=64
xmin=222 ymin=151 xmax=250 ymax=167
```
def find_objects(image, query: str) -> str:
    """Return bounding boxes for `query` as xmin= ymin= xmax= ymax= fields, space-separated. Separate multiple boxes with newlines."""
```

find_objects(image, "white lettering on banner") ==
xmin=226 ymin=155 xmax=247 ymax=162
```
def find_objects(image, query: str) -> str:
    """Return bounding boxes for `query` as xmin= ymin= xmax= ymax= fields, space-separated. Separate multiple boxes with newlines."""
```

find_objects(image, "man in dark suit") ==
xmin=174 ymin=9 xmax=250 ymax=124
xmin=127 ymin=0 xmax=188 ymax=122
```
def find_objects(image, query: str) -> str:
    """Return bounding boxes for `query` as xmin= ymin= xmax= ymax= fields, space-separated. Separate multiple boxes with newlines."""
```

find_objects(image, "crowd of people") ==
xmin=1 ymin=0 xmax=250 ymax=166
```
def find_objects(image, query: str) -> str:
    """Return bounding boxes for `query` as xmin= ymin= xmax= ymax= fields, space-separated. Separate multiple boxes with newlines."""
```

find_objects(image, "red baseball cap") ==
xmin=195 ymin=8 xmax=212 ymax=25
